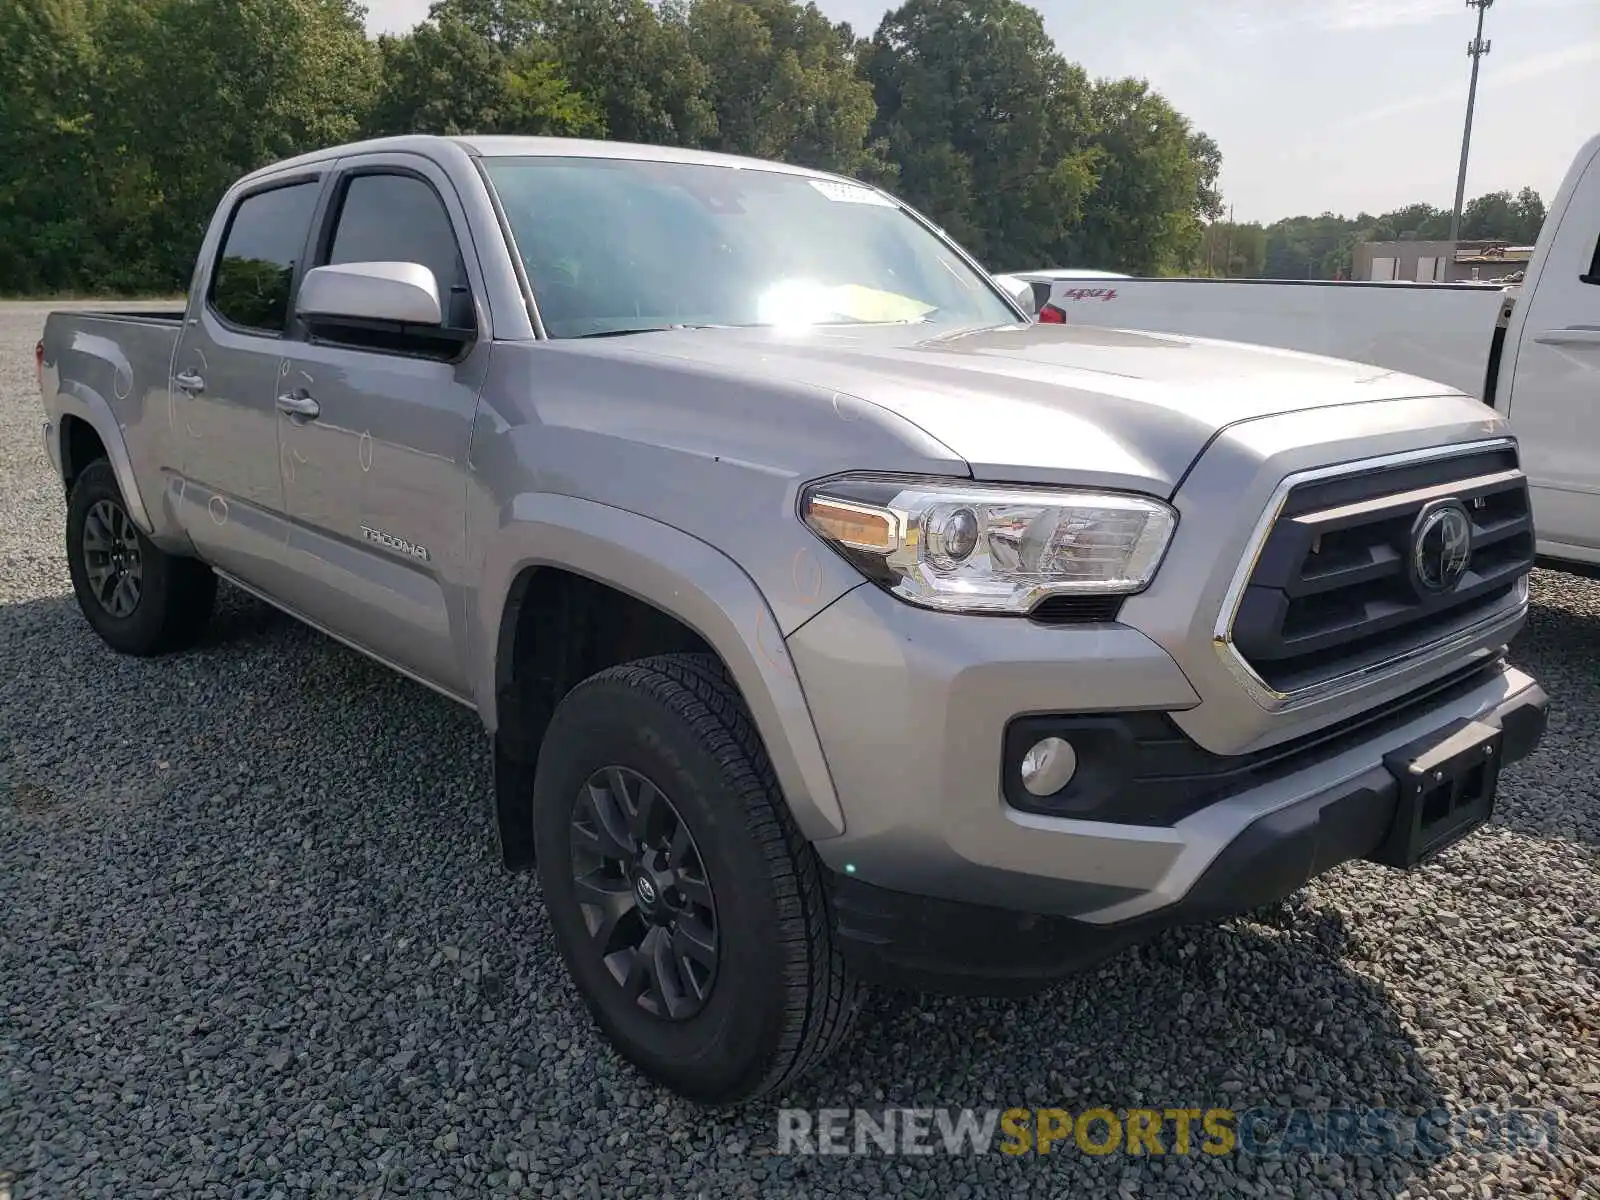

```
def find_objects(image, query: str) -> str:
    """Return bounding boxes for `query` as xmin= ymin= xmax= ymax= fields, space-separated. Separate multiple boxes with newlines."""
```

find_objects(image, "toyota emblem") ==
xmin=1410 ymin=499 xmax=1474 ymax=595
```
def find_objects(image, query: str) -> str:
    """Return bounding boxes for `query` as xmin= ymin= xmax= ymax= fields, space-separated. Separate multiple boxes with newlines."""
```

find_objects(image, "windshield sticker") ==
xmin=756 ymin=280 xmax=935 ymax=326
xmin=809 ymin=180 xmax=896 ymax=208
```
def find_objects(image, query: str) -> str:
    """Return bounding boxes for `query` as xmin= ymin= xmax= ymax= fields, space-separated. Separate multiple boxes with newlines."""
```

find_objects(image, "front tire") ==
xmin=532 ymin=653 xmax=862 ymax=1104
xmin=65 ymin=460 xmax=216 ymax=656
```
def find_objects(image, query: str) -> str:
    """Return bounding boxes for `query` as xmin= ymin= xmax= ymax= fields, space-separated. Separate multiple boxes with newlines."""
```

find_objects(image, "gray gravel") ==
xmin=2 ymin=299 xmax=1596 ymax=1199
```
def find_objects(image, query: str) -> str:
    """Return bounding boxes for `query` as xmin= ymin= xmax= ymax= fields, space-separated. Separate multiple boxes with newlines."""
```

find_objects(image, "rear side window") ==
xmin=326 ymin=173 xmax=476 ymax=334
xmin=209 ymin=182 xmax=320 ymax=333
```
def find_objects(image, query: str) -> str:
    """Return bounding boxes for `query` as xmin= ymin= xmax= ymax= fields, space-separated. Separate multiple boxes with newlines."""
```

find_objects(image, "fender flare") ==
xmin=54 ymin=379 xmax=157 ymax=534
xmin=477 ymin=493 xmax=847 ymax=841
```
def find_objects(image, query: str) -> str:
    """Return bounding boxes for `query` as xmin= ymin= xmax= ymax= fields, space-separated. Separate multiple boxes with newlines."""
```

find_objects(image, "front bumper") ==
xmin=826 ymin=673 xmax=1544 ymax=993
xmin=788 ymin=584 xmax=1547 ymax=987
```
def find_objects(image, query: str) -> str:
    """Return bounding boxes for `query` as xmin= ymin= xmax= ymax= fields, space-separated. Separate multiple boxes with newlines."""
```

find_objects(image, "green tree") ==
xmin=685 ymin=0 xmax=882 ymax=176
xmin=1509 ymin=187 xmax=1548 ymax=243
xmin=1461 ymin=188 xmax=1546 ymax=243
xmin=0 ymin=0 xmax=102 ymax=291
xmin=1260 ymin=213 xmax=1362 ymax=279
xmin=1064 ymin=78 xmax=1220 ymax=275
xmin=1364 ymin=202 xmax=1450 ymax=241
xmin=369 ymin=11 xmax=599 ymax=138
xmin=862 ymin=0 xmax=1102 ymax=265
xmin=542 ymin=0 xmax=716 ymax=146
xmin=424 ymin=0 xmax=543 ymax=47
xmin=1198 ymin=220 xmax=1267 ymax=278
xmin=6 ymin=0 xmax=1260 ymax=295
xmin=1190 ymin=132 xmax=1225 ymax=225
xmin=93 ymin=0 xmax=381 ymax=290
xmin=1256 ymin=186 xmax=1548 ymax=281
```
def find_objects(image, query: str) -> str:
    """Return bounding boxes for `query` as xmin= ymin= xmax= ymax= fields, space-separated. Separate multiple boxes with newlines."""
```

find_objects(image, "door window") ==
xmin=316 ymin=172 xmax=477 ymax=355
xmin=209 ymin=182 xmax=321 ymax=334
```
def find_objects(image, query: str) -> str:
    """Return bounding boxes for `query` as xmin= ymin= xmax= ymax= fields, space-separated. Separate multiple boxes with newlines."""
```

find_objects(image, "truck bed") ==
xmin=40 ymin=309 xmax=184 ymax=518
xmin=1037 ymin=277 xmax=1510 ymax=400
xmin=43 ymin=309 xmax=183 ymax=396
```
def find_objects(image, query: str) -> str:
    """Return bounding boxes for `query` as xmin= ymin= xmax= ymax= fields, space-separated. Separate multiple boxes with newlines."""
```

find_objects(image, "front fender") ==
xmin=53 ymin=378 xmax=157 ymax=535
xmin=476 ymin=492 xmax=847 ymax=841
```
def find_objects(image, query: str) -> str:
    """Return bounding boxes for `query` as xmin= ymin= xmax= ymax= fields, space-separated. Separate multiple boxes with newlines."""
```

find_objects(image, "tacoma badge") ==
xmin=360 ymin=525 xmax=431 ymax=563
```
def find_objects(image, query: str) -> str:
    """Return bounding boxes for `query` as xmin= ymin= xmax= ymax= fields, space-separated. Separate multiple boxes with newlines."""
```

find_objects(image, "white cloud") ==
xmin=1335 ymin=37 xmax=1600 ymax=128
xmin=1223 ymin=0 xmax=1589 ymax=38
xmin=1317 ymin=0 xmax=1466 ymax=32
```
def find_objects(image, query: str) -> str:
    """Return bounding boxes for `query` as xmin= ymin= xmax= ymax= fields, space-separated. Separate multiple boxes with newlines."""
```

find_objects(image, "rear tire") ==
xmin=65 ymin=460 xmax=216 ymax=656
xmin=532 ymin=652 xmax=863 ymax=1105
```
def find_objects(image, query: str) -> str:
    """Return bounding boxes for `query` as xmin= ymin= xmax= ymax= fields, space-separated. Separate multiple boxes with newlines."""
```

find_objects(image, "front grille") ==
xmin=1229 ymin=445 xmax=1534 ymax=695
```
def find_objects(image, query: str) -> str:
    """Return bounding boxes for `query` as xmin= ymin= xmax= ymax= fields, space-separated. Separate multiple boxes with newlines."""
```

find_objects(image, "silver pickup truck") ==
xmin=37 ymin=135 xmax=1549 ymax=1105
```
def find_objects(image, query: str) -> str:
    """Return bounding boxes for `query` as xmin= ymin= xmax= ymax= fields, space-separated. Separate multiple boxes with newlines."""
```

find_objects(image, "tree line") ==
xmin=3 ymin=0 xmax=1225 ymax=294
xmin=1199 ymin=187 xmax=1548 ymax=281
xmin=0 ymin=0 xmax=1550 ymax=296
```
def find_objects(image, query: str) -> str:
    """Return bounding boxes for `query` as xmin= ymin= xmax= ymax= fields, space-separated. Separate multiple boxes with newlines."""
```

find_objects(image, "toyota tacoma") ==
xmin=36 ymin=135 xmax=1548 ymax=1105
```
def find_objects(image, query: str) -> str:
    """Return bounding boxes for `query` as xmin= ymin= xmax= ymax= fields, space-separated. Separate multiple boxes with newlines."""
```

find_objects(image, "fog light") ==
xmin=1020 ymin=736 xmax=1078 ymax=797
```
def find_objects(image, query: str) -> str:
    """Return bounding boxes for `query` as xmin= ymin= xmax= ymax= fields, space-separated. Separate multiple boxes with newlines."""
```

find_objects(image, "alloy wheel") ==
xmin=569 ymin=765 xmax=720 ymax=1020
xmin=82 ymin=499 xmax=143 ymax=619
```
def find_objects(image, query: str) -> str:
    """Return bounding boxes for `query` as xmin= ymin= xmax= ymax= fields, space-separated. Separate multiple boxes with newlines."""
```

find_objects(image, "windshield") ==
xmin=481 ymin=156 xmax=1018 ymax=338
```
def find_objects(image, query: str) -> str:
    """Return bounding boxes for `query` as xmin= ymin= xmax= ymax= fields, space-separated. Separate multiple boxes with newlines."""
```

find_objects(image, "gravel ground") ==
xmin=1 ymin=300 xmax=1596 ymax=1200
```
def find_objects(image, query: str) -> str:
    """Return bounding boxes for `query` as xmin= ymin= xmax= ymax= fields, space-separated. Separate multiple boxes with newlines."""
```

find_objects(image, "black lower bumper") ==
xmin=828 ymin=677 xmax=1548 ymax=996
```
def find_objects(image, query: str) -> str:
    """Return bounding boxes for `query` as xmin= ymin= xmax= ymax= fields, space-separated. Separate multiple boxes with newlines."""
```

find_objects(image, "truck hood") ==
xmin=585 ymin=321 xmax=1464 ymax=493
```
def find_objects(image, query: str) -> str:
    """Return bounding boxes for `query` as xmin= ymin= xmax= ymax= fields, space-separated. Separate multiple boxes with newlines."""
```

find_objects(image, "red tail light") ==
xmin=1037 ymin=303 xmax=1068 ymax=324
xmin=35 ymin=339 xmax=45 ymax=390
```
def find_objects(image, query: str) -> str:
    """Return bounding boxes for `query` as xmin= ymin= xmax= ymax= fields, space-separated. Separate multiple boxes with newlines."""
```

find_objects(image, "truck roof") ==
xmin=236 ymin=134 xmax=849 ymax=190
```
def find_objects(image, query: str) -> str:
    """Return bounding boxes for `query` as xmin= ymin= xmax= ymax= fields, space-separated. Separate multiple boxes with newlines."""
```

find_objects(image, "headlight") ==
xmin=801 ymin=475 xmax=1176 ymax=614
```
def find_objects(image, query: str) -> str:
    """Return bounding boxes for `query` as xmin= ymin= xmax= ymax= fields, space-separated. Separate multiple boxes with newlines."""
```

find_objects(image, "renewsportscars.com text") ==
xmin=776 ymin=1106 xmax=1562 ymax=1159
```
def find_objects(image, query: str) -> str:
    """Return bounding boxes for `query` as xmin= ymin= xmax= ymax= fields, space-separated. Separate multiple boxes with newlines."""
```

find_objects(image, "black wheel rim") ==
xmin=82 ymin=499 xmax=143 ymax=619
xmin=569 ymin=766 xmax=719 ymax=1021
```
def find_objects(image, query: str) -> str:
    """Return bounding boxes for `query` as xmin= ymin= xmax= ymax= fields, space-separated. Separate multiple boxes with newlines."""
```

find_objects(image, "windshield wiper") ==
xmin=572 ymin=323 xmax=726 ymax=338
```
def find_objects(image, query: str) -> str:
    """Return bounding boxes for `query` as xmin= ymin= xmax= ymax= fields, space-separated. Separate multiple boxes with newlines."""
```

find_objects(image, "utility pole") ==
xmin=1450 ymin=0 xmax=1494 ymax=245
xmin=1223 ymin=204 xmax=1235 ymax=277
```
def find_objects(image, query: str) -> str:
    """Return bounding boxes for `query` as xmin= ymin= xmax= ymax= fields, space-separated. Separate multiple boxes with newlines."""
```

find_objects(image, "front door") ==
xmin=172 ymin=175 xmax=325 ymax=593
xmin=1503 ymin=146 xmax=1600 ymax=556
xmin=274 ymin=157 xmax=489 ymax=700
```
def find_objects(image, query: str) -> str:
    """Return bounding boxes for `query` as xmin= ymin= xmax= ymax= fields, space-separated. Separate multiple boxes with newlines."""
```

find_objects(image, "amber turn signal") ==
xmin=803 ymin=495 xmax=898 ymax=552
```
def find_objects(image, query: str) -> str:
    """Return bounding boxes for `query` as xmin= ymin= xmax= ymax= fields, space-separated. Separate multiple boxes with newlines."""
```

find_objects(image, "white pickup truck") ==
xmin=1015 ymin=132 xmax=1600 ymax=571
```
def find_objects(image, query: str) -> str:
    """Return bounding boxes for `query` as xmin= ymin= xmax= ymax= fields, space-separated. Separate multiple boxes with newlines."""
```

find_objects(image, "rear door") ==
xmin=171 ymin=174 xmax=325 ymax=590
xmin=273 ymin=154 xmax=489 ymax=700
xmin=1500 ymin=144 xmax=1600 ymax=555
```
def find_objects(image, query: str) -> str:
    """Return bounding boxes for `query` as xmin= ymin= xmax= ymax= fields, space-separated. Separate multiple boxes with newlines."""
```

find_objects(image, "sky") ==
xmin=361 ymin=0 xmax=1600 ymax=224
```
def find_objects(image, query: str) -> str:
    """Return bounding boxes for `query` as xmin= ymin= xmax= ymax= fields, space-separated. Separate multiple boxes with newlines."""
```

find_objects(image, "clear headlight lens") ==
xmin=801 ymin=476 xmax=1177 ymax=614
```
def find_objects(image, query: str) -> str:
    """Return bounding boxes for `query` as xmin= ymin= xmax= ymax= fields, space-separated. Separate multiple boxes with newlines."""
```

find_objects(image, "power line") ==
xmin=1449 ymin=0 xmax=1494 ymax=244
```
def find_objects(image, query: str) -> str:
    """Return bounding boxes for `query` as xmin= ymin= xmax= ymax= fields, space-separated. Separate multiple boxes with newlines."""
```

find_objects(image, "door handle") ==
xmin=276 ymin=392 xmax=321 ymax=420
xmin=1534 ymin=327 xmax=1600 ymax=347
xmin=174 ymin=369 xmax=205 ymax=394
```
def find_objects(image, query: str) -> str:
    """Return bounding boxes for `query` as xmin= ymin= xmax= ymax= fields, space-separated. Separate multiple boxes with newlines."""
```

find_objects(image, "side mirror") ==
xmin=990 ymin=273 xmax=1039 ymax=316
xmin=297 ymin=261 xmax=443 ymax=326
